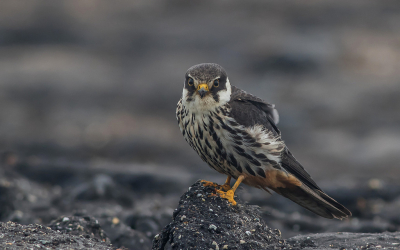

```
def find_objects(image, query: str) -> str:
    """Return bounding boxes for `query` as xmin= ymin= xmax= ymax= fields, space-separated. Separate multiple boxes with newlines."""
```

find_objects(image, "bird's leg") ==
xmin=219 ymin=176 xmax=231 ymax=192
xmin=216 ymin=175 xmax=245 ymax=206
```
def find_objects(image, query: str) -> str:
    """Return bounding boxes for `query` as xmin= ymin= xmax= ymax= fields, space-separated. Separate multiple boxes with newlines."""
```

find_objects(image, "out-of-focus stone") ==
xmin=0 ymin=221 xmax=113 ymax=250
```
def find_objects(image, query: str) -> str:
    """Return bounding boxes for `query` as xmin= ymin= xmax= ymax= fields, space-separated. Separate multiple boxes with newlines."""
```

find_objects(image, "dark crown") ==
xmin=186 ymin=63 xmax=227 ymax=82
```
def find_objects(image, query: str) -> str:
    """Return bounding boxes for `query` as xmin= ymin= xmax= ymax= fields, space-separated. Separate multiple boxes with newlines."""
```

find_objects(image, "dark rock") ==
xmin=98 ymin=216 xmax=152 ymax=250
xmin=47 ymin=211 xmax=152 ymax=250
xmin=0 ymin=169 xmax=61 ymax=225
xmin=48 ymin=215 xmax=111 ymax=244
xmin=15 ymin=159 xmax=85 ymax=187
xmin=4 ymin=154 xmax=400 ymax=250
xmin=287 ymin=232 xmax=400 ymax=250
xmin=0 ymin=179 xmax=16 ymax=221
xmin=127 ymin=215 xmax=161 ymax=238
xmin=154 ymin=180 xmax=400 ymax=250
xmin=57 ymin=173 xmax=135 ymax=208
xmin=152 ymin=180 xmax=290 ymax=250
xmin=46 ymin=209 xmax=152 ymax=250
xmin=0 ymin=221 xmax=113 ymax=250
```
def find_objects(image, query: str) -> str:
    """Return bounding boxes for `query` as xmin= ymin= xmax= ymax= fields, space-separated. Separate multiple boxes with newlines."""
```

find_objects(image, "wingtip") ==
xmin=317 ymin=190 xmax=352 ymax=219
xmin=275 ymin=185 xmax=352 ymax=220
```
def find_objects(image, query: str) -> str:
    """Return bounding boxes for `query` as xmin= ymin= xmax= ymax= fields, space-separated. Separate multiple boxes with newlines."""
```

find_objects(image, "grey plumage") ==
xmin=177 ymin=63 xmax=351 ymax=219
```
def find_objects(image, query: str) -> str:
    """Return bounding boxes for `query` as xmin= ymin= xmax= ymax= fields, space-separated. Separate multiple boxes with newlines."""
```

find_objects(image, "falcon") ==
xmin=176 ymin=63 xmax=351 ymax=219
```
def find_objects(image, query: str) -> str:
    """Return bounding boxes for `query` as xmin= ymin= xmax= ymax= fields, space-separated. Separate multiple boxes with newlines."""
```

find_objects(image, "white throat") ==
xmin=182 ymin=79 xmax=232 ymax=114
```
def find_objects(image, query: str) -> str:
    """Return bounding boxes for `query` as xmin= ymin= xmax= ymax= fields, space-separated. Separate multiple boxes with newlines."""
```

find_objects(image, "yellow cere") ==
xmin=197 ymin=83 xmax=209 ymax=91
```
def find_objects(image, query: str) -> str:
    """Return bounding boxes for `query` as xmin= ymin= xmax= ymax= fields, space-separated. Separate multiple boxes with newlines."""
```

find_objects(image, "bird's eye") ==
xmin=213 ymin=79 xmax=219 ymax=87
xmin=188 ymin=78 xmax=194 ymax=86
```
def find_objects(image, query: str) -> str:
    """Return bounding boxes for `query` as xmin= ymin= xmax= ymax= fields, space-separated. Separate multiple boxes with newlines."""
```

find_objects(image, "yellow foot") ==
xmin=200 ymin=176 xmax=243 ymax=206
xmin=200 ymin=180 xmax=219 ymax=188
xmin=216 ymin=189 xmax=237 ymax=206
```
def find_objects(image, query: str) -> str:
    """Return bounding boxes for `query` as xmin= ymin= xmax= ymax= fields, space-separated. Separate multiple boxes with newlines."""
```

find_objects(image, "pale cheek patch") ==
xmin=182 ymin=88 xmax=189 ymax=100
xmin=217 ymin=79 xmax=232 ymax=105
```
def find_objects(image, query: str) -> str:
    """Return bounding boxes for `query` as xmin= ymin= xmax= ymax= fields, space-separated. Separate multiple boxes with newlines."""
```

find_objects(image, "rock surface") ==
xmin=0 ymin=221 xmax=113 ymax=250
xmin=2 ymin=157 xmax=400 ymax=249
xmin=48 ymin=215 xmax=111 ymax=245
xmin=288 ymin=232 xmax=400 ymax=250
xmin=152 ymin=181 xmax=289 ymax=250
xmin=2 ymin=170 xmax=400 ymax=249
xmin=154 ymin=181 xmax=400 ymax=250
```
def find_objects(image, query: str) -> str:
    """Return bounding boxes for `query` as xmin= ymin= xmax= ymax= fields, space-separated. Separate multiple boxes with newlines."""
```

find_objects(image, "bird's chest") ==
xmin=177 ymin=100 xmax=284 ymax=180
xmin=177 ymin=104 xmax=234 ymax=174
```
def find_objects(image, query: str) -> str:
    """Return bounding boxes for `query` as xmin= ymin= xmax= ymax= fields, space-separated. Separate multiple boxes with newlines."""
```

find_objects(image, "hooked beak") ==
xmin=197 ymin=83 xmax=209 ymax=98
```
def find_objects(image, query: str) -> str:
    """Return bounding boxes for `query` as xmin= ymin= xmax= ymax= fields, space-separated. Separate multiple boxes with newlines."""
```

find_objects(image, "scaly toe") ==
xmin=216 ymin=189 xmax=237 ymax=206
xmin=201 ymin=180 xmax=219 ymax=188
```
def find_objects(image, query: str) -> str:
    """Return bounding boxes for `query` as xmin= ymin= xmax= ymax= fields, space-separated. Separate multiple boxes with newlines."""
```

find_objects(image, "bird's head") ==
xmin=182 ymin=63 xmax=232 ymax=112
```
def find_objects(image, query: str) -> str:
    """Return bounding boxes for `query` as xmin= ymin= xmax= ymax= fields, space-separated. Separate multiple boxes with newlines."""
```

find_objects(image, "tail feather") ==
xmin=275 ymin=185 xmax=351 ymax=219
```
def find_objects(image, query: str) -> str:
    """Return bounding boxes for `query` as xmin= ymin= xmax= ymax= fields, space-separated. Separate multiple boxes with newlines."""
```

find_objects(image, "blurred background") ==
xmin=1 ymin=0 xmax=400 ymax=245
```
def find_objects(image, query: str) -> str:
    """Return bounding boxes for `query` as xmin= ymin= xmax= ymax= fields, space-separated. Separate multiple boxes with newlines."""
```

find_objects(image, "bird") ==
xmin=176 ymin=63 xmax=351 ymax=219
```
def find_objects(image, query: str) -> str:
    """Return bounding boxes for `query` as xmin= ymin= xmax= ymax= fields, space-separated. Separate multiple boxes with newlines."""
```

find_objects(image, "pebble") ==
xmin=212 ymin=241 xmax=219 ymax=250
xmin=112 ymin=217 xmax=119 ymax=225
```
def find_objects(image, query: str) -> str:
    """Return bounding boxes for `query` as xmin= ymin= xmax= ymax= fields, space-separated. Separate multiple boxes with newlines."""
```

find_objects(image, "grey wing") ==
xmin=228 ymin=86 xmax=351 ymax=219
xmin=281 ymin=148 xmax=321 ymax=191
xmin=230 ymin=86 xmax=279 ymax=125
xmin=229 ymin=86 xmax=321 ymax=190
